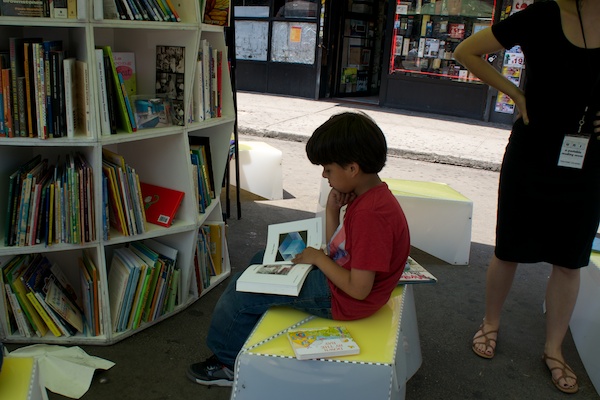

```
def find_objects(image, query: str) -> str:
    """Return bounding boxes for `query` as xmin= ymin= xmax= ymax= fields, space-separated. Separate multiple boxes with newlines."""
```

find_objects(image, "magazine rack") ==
xmin=231 ymin=285 xmax=422 ymax=400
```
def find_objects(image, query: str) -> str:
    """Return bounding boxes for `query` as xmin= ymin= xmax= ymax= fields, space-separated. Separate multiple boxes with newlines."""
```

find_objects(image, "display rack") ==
xmin=390 ymin=0 xmax=496 ymax=83
xmin=0 ymin=1 xmax=235 ymax=345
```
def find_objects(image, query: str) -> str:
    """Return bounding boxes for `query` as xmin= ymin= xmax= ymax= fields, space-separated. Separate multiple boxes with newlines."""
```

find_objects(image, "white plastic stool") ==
xmin=231 ymin=285 xmax=421 ymax=400
xmin=229 ymin=141 xmax=283 ymax=200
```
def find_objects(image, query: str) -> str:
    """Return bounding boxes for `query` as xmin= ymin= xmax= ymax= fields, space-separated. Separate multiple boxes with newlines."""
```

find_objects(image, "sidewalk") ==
xmin=236 ymin=91 xmax=512 ymax=171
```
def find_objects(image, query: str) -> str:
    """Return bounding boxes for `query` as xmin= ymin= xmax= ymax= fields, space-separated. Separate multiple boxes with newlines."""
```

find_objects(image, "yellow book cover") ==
xmin=11 ymin=278 xmax=48 ymax=337
xmin=0 ymin=357 xmax=38 ymax=399
xmin=206 ymin=222 xmax=224 ymax=275
xmin=25 ymin=291 xmax=62 ymax=337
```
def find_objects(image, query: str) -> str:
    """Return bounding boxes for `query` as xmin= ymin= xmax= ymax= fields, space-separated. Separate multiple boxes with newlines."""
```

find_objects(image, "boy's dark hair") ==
xmin=306 ymin=112 xmax=387 ymax=173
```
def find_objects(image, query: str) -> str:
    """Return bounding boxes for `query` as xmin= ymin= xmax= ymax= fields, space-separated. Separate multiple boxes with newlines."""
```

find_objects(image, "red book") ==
xmin=140 ymin=182 xmax=184 ymax=227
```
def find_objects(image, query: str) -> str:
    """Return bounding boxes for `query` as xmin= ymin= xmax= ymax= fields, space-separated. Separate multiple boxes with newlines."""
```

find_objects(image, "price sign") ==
xmin=503 ymin=46 xmax=524 ymax=67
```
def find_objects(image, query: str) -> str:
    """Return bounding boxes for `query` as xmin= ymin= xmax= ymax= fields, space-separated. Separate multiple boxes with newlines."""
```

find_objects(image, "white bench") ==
xmin=230 ymin=285 xmax=422 ymax=400
xmin=317 ymin=178 xmax=473 ymax=265
xmin=229 ymin=141 xmax=283 ymax=200
xmin=570 ymin=256 xmax=600 ymax=396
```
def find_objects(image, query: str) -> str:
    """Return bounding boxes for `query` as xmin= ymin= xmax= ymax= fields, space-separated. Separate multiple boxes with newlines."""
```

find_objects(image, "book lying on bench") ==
xmin=287 ymin=326 xmax=360 ymax=360
xmin=236 ymin=217 xmax=323 ymax=296
xmin=398 ymin=257 xmax=437 ymax=284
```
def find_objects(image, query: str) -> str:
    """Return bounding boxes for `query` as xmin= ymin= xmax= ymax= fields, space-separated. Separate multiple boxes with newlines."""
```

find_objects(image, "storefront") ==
xmin=232 ymin=0 xmax=323 ymax=99
xmin=233 ymin=0 xmax=528 ymax=122
xmin=380 ymin=0 xmax=521 ymax=122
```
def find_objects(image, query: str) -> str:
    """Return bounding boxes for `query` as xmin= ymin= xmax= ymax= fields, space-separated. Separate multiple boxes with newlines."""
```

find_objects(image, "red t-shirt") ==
xmin=327 ymin=183 xmax=410 ymax=320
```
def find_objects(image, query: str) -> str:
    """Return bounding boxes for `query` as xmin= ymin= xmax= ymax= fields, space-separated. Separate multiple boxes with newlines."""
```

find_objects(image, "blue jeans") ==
xmin=206 ymin=251 xmax=332 ymax=368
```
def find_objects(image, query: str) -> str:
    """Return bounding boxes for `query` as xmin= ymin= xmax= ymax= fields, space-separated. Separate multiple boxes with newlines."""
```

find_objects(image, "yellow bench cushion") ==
xmin=243 ymin=286 xmax=405 ymax=365
xmin=383 ymin=178 xmax=470 ymax=202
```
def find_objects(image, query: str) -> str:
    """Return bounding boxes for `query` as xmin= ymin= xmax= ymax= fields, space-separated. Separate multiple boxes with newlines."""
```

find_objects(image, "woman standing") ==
xmin=454 ymin=0 xmax=600 ymax=394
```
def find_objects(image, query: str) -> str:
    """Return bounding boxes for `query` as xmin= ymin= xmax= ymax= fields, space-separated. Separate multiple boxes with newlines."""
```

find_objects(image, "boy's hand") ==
xmin=291 ymin=247 xmax=326 ymax=266
xmin=327 ymin=189 xmax=356 ymax=211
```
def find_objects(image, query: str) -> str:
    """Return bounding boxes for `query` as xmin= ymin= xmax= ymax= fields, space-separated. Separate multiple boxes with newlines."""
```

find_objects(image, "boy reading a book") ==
xmin=187 ymin=112 xmax=410 ymax=386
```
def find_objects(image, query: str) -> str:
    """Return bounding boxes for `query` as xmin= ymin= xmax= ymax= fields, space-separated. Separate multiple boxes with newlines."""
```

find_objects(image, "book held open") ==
xmin=236 ymin=217 xmax=322 ymax=296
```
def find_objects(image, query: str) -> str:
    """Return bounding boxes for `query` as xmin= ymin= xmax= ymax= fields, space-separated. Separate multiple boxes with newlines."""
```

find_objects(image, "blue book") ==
xmin=592 ymin=237 xmax=600 ymax=253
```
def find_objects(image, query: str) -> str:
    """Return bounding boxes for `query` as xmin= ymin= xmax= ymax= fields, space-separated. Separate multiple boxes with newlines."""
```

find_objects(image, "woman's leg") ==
xmin=543 ymin=265 xmax=580 ymax=391
xmin=472 ymin=254 xmax=517 ymax=357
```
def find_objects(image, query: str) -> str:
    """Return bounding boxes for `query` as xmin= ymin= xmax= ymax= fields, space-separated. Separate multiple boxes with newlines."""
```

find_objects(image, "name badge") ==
xmin=557 ymin=135 xmax=589 ymax=169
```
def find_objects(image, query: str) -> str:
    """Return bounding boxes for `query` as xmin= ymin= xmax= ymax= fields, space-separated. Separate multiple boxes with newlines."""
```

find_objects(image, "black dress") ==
xmin=491 ymin=1 xmax=600 ymax=268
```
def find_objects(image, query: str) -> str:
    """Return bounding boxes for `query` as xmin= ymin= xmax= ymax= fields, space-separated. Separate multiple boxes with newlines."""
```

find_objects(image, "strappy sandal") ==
xmin=542 ymin=353 xmax=579 ymax=394
xmin=471 ymin=324 xmax=498 ymax=359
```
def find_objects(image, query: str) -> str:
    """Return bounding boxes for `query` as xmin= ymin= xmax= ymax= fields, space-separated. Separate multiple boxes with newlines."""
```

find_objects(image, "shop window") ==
xmin=271 ymin=22 xmax=317 ymax=64
xmin=235 ymin=20 xmax=269 ymax=60
xmin=389 ymin=0 xmax=496 ymax=83
xmin=274 ymin=0 xmax=318 ymax=18
xmin=234 ymin=0 xmax=319 ymax=65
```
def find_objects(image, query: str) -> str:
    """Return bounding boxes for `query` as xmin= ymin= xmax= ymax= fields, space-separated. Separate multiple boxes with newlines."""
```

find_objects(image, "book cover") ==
xmin=0 ymin=0 xmax=44 ymax=16
xmin=9 ymin=37 xmax=39 ymax=137
xmin=107 ymin=250 xmax=132 ymax=332
xmin=287 ymin=326 xmax=360 ymax=360
xmin=203 ymin=0 xmax=229 ymax=26
xmin=236 ymin=217 xmax=322 ymax=296
xmin=188 ymin=133 xmax=215 ymax=196
xmin=113 ymin=52 xmax=136 ymax=97
xmin=102 ymin=46 xmax=133 ymax=133
xmin=143 ymin=238 xmax=178 ymax=313
xmin=31 ymin=42 xmax=47 ymax=138
xmin=0 ymin=357 xmax=40 ymax=400
xmin=399 ymin=257 xmax=437 ymax=284
xmin=74 ymin=60 xmax=91 ymax=136
xmin=118 ymin=72 xmax=137 ymax=131
xmin=204 ymin=221 xmax=224 ymax=275
xmin=1 ymin=68 xmax=12 ymax=137
xmin=201 ymin=40 xmax=211 ymax=120
xmin=45 ymin=277 xmax=84 ymax=333
xmin=42 ymin=40 xmax=63 ymax=138
xmin=140 ymin=181 xmax=184 ymax=227
xmin=50 ymin=50 xmax=66 ymax=137
xmin=23 ymin=40 xmax=43 ymax=138
xmin=54 ymin=0 xmax=68 ymax=17
xmin=102 ymin=52 xmax=118 ymax=135
xmin=156 ymin=45 xmax=185 ymax=126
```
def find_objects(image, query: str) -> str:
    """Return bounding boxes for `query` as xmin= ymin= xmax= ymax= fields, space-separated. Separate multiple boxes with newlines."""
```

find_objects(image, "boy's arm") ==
xmin=325 ymin=188 xmax=355 ymax=242
xmin=292 ymin=248 xmax=375 ymax=300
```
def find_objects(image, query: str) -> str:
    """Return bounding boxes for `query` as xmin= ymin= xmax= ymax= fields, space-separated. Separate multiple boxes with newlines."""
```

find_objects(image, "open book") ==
xmin=399 ymin=257 xmax=437 ymax=284
xmin=236 ymin=217 xmax=322 ymax=296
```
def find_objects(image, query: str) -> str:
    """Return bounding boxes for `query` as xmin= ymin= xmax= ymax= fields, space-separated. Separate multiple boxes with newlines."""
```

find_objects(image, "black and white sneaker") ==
xmin=187 ymin=355 xmax=234 ymax=387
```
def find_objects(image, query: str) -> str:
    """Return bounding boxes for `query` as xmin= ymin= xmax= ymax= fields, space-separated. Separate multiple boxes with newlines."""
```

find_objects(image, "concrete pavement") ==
xmin=12 ymin=92 xmax=599 ymax=400
xmin=236 ymin=91 xmax=512 ymax=171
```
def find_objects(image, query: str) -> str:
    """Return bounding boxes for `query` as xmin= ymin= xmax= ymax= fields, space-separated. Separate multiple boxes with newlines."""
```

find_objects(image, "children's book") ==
xmin=236 ymin=217 xmax=322 ymax=296
xmin=398 ymin=256 xmax=437 ymax=284
xmin=287 ymin=326 xmax=360 ymax=360
xmin=140 ymin=182 xmax=184 ymax=227
xmin=113 ymin=52 xmax=136 ymax=97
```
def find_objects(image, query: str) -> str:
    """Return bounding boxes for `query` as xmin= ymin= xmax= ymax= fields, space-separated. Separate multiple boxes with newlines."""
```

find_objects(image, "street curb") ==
xmin=238 ymin=126 xmax=502 ymax=172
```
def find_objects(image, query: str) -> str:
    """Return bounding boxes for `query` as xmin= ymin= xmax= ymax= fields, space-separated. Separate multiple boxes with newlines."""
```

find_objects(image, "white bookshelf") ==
xmin=0 ymin=1 xmax=234 ymax=344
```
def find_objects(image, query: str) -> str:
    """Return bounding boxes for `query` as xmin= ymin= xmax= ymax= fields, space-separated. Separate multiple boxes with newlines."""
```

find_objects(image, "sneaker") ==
xmin=187 ymin=355 xmax=234 ymax=387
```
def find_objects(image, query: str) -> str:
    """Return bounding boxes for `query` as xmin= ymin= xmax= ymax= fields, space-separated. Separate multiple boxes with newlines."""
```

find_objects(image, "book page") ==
xmin=262 ymin=217 xmax=322 ymax=264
